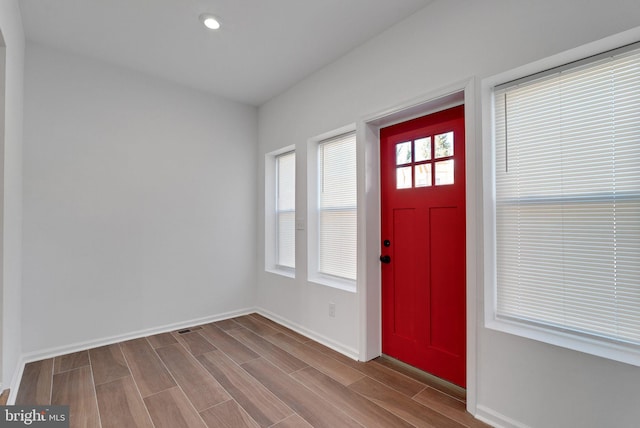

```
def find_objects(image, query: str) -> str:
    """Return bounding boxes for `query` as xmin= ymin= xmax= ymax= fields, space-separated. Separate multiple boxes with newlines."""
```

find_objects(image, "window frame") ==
xmin=265 ymin=146 xmax=296 ymax=278
xmin=307 ymin=125 xmax=358 ymax=292
xmin=482 ymin=33 xmax=640 ymax=367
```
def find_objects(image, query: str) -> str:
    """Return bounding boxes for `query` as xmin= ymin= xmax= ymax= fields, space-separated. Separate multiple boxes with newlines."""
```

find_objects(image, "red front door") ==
xmin=380 ymin=105 xmax=466 ymax=387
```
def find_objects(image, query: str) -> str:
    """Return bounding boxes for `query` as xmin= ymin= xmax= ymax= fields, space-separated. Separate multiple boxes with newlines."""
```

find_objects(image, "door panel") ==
xmin=380 ymin=105 xmax=466 ymax=387
xmin=429 ymin=206 xmax=464 ymax=356
xmin=392 ymin=207 xmax=419 ymax=340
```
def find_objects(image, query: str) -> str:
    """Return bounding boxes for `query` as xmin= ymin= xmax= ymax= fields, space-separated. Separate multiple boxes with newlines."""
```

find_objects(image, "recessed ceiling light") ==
xmin=199 ymin=14 xmax=221 ymax=30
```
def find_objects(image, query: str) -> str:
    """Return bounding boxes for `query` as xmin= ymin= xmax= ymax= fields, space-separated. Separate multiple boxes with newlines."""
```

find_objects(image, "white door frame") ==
xmin=356 ymin=78 xmax=478 ymax=413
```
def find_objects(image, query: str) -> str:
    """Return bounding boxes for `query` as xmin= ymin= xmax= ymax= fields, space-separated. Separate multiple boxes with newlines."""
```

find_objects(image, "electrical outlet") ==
xmin=329 ymin=302 xmax=336 ymax=318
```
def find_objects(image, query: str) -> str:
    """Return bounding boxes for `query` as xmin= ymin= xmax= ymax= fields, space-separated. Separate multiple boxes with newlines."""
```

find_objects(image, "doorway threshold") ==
xmin=377 ymin=354 xmax=466 ymax=402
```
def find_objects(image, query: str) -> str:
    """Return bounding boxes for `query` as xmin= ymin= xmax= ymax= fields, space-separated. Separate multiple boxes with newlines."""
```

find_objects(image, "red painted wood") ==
xmin=380 ymin=105 xmax=466 ymax=387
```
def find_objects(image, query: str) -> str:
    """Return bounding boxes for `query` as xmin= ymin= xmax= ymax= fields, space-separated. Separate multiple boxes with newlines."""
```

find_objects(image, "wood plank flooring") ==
xmin=0 ymin=389 xmax=9 ymax=405
xmin=15 ymin=313 xmax=491 ymax=428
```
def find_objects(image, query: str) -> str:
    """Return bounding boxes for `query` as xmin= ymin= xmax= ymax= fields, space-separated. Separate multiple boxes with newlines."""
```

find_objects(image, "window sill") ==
xmin=486 ymin=315 xmax=640 ymax=367
xmin=265 ymin=267 xmax=295 ymax=279
xmin=308 ymin=274 xmax=356 ymax=293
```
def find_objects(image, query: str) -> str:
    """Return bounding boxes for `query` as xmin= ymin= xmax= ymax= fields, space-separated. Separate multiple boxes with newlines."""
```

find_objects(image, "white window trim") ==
xmin=481 ymin=27 xmax=640 ymax=367
xmin=307 ymin=124 xmax=357 ymax=292
xmin=265 ymin=145 xmax=296 ymax=278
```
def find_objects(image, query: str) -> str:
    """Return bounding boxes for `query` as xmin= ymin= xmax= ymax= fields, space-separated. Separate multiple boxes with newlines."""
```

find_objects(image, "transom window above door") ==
xmin=395 ymin=131 xmax=455 ymax=189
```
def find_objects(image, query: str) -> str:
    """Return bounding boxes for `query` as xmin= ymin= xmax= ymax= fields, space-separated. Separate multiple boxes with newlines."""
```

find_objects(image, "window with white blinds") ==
xmin=276 ymin=151 xmax=295 ymax=269
xmin=492 ymin=42 xmax=640 ymax=353
xmin=318 ymin=132 xmax=357 ymax=281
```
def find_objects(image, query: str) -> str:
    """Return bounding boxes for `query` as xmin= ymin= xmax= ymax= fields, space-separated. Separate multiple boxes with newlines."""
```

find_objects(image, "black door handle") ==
xmin=380 ymin=255 xmax=391 ymax=264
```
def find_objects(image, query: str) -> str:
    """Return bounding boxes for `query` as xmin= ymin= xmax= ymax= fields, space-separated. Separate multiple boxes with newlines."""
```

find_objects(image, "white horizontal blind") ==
xmin=494 ymin=44 xmax=640 ymax=345
xmin=318 ymin=132 xmax=357 ymax=280
xmin=276 ymin=151 xmax=295 ymax=269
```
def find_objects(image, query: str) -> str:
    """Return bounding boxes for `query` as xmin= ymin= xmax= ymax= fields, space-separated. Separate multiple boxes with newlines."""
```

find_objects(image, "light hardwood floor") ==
xmin=15 ymin=313 xmax=491 ymax=428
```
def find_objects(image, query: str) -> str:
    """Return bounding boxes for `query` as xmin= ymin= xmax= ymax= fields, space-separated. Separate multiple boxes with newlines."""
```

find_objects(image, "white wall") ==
xmin=257 ymin=0 xmax=640 ymax=426
xmin=22 ymin=43 xmax=258 ymax=355
xmin=0 ymin=0 xmax=24 ymax=393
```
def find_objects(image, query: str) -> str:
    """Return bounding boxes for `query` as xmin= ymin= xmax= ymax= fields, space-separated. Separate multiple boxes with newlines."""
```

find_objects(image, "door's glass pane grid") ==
xmin=395 ymin=133 xmax=455 ymax=189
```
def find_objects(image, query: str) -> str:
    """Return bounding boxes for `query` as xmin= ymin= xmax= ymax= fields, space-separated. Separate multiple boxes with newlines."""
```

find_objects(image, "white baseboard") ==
xmin=475 ymin=404 xmax=531 ymax=428
xmin=255 ymin=307 xmax=359 ymax=360
xmin=7 ymin=357 xmax=26 ymax=405
xmin=20 ymin=307 xmax=255 ymax=365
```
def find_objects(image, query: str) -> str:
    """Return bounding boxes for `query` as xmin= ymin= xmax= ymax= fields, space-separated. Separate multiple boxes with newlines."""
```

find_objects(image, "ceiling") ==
xmin=19 ymin=0 xmax=433 ymax=106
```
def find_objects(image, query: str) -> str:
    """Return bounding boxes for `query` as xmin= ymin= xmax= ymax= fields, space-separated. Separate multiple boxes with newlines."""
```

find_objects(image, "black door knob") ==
xmin=379 ymin=255 xmax=391 ymax=264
